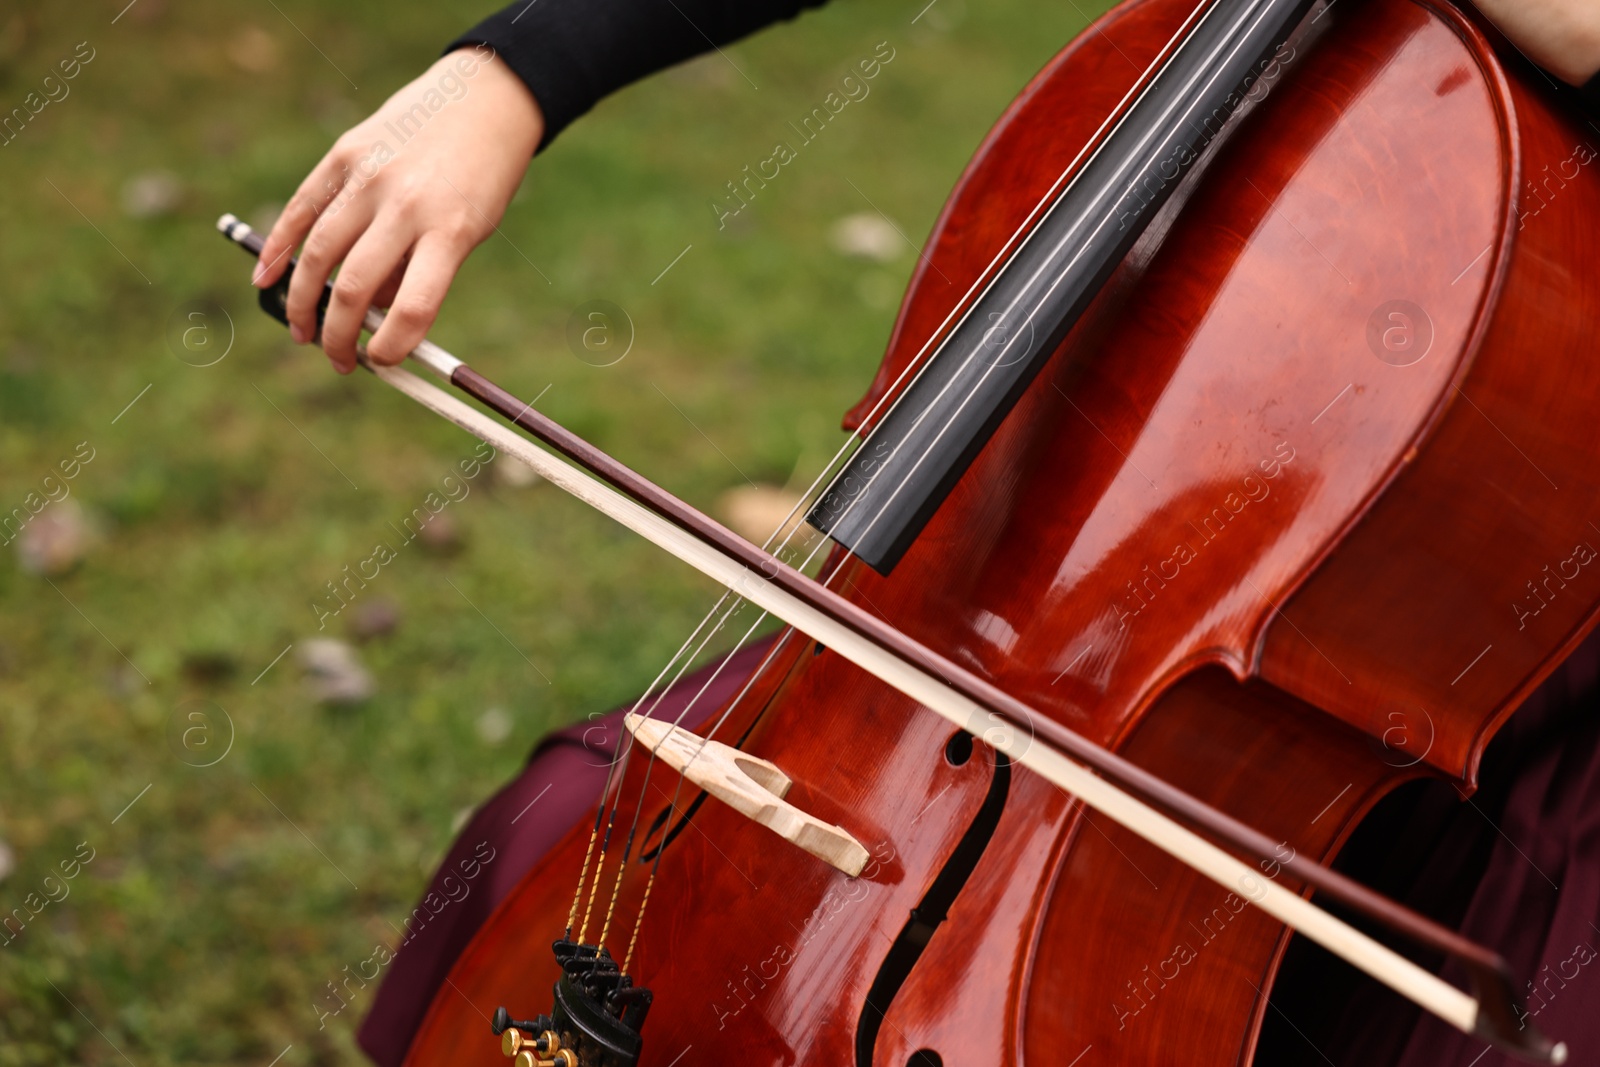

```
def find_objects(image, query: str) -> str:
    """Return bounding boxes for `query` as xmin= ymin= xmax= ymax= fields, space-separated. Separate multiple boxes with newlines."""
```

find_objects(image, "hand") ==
xmin=253 ymin=46 xmax=544 ymax=373
xmin=1473 ymin=0 xmax=1600 ymax=85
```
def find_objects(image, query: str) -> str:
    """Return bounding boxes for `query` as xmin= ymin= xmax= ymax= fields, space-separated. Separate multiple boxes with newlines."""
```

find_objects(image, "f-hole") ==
xmin=640 ymin=791 xmax=710 ymax=863
xmin=855 ymin=750 xmax=1011 ymax=1067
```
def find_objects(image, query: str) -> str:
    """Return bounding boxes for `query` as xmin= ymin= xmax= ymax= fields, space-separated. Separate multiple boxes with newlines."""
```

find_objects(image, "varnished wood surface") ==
xmin=405 ymin=0 xmax=1600 ymax=1063
xmin=880 ymin=669 xmax=1423 ymax=1065
xmin=1259 ymin=13 xmax=1600 ymax=786
xmin=406 ymin=630 xmax=999 ymax=1066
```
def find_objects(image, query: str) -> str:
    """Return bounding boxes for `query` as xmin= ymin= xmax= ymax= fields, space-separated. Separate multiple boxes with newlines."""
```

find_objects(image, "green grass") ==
xmin=0 ymin=0 xmax=1105 ymax=1062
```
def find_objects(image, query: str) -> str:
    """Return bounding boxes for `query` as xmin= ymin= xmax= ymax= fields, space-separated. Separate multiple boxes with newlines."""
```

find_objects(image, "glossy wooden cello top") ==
xmin=848 ymin=0 xmax=1599 ymax=785
xmin=406 ymin=0 xmax=1600 ymax=1063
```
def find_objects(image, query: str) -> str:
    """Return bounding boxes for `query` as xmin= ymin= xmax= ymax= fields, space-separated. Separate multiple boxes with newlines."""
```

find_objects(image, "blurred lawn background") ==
xmin=0 ymin=0 xmax=1105 ymax=1063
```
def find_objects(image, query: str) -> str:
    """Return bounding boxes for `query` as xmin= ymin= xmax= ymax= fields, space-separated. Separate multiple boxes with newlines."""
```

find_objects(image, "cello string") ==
xmin=617 ymin=0 xmax=1247 ymax=777
xmin=608 ymin=0 xmax=1231 ymax=802
xmin=575 ymin=529 xmax=831 ymax=944
xmin=760 ymin=0 xmax=1228 ymax=507
xmin=569 ymin=475 xmax=833 ymax=940
xmin=573 ymin=559 xmax=822 ymax=942
xmin=581 ymin=539 xmax=830 ymax=948
xmin=598 ymin=601 xmax=815 ymax=953
xmin=564 ymin=584 xmax=748 ymax=937
xmin=577 ymin=593 xmax=756 ymax=945
xmin=588 ymin=0 xmax=1227 ymax=819
xmin=728 ymin=0 xmax=1290 ymax=555
xmin=597 ymin=611 xmax=771 ymax=950
xmin=592 ymin=0 xmax=1256 ymax=957
xmin=571 ymin=501 xmax=831 ymax=944
xmin=570 ymin=481 xmax=831 ymax=943
xmin=592 ymin=0 xmax=1229 ymax=846
xmin=592 ymin=0 xmax=1273 ymax=958
xmin=668 ymin=0 xmax=1271 ymax=755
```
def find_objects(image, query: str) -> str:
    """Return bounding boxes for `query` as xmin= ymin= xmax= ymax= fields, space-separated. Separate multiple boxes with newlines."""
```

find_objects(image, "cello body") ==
xmin=405 ymin=0 xmax=1600 ymax=1062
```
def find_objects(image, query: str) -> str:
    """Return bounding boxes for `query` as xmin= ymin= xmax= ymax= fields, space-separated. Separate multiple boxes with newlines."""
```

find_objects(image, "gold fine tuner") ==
xmin=502 ymin=1027 xmax=576 ymax=1067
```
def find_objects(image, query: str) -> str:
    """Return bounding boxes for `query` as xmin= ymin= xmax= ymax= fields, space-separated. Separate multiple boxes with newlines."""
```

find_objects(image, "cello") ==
xmin=222 ymin=0 xmax=1600 ymax=1061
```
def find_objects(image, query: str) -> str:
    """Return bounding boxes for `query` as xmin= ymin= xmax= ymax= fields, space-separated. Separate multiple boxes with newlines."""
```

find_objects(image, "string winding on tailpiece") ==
xmin=487 ymin=947 xmax=652 ymax=1067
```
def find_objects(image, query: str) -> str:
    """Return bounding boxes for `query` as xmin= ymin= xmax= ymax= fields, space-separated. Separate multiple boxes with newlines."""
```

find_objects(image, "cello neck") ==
xmin=809 ymin=0 xmax=1324 ymax=572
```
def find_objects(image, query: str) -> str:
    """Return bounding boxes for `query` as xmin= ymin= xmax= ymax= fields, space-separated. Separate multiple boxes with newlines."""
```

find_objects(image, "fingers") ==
xmin=254 ymin=156 xmax=347 ymax=289
xmin=321 ymin=217 xmax=414 ymax=373
xmin=365 ymin=235 xmax=469 ymax=366
xmin=284 ymin=191 xmax=375 ymax=347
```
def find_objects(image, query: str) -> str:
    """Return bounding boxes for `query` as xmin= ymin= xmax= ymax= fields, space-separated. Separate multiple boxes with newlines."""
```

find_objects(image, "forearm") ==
xmin=1473 ymin=0 xmax=1600 ymax=85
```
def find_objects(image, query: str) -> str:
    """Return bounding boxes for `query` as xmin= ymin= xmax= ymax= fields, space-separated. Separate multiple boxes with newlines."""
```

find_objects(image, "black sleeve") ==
xmin=447 ymin=0 xmax=832 ymax=150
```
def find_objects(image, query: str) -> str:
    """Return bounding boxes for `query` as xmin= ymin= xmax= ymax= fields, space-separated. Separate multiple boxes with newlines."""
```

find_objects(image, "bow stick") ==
xmin=217 ymin=213 xmax=1565 ymax=1064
